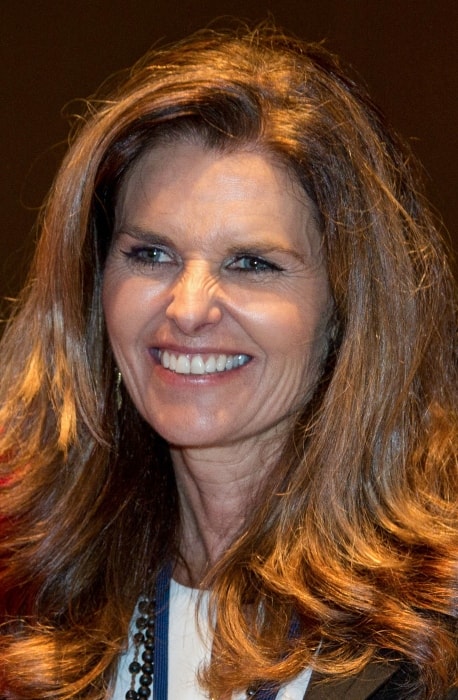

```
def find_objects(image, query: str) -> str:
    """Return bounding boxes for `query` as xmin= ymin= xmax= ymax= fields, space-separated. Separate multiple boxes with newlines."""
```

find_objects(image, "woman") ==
xmin=0 ymin=23 xmax=456 ymax=700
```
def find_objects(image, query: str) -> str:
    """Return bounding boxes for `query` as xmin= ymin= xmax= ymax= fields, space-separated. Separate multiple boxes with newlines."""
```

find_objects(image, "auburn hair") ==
xmin=0 ymin=23 xmax=456 ymax=699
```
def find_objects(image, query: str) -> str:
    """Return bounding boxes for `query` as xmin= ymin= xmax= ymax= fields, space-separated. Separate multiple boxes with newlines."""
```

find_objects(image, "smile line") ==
xmin=157 ymin=350 xmax=251 ymax=375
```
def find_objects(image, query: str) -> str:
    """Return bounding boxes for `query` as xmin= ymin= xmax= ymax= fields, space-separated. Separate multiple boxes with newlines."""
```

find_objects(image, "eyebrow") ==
xmin=224 ymin=242 xmax=308 ymax=265
xmin=114 ymin=225 xmax=172 ymax=246
xmin=115 ymin=224 xmax=310 ymax=264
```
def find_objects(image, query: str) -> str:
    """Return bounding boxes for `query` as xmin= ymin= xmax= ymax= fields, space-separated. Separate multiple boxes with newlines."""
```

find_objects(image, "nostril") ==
xmin=165 ymin=292 xmax=223 ymax=334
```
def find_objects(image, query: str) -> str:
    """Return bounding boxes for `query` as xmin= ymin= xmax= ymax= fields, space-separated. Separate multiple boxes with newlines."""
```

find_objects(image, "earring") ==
xmin=115 ymin=368 xmax=122 ymax=410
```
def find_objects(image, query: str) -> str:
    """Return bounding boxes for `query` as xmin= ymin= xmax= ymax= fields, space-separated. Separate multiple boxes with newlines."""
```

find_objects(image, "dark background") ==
xmin=2 ymin=0 xmax=457 ymax=305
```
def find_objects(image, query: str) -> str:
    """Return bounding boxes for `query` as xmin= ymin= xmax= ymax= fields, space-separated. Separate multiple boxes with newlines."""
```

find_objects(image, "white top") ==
xmin=112 ymin=580 xmax=311 ymax=700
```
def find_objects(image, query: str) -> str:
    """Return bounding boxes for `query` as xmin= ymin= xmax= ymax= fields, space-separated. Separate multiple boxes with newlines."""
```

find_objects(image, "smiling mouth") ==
xmin=157 ymin=350 xmax=251 ymax=375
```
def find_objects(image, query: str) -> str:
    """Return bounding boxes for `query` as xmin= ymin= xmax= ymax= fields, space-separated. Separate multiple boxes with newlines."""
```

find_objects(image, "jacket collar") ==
xmin=305 ymin=662 xmax=398 ymax=699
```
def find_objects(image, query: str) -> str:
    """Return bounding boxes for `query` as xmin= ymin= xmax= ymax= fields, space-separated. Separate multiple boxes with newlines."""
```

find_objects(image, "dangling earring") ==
xmin=115 ymin=368 xmax=122 ymax=410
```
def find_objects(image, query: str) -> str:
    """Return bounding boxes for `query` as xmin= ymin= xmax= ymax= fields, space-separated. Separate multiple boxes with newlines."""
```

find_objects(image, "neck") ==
xmin=170 ymin=441 xmax=277 ymax=587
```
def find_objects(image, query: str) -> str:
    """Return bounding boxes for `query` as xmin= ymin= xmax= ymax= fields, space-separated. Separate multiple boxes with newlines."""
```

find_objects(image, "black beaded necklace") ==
xmin=125 ymin=565 xmax=280 ymax=700
xmin=125 ymin=597 xmax=156 ymax=699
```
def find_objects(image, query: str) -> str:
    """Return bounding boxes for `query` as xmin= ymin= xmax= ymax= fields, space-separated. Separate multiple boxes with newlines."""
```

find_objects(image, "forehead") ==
xmin=115 ymin=141 xmax=321 ymax=255
xmin=118 ymin=139 xmax=303 ymax=202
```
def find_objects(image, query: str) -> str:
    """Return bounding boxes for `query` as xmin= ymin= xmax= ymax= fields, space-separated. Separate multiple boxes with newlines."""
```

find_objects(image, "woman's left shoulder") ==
xmin=304 ymin=664 xmax=458 ymax=699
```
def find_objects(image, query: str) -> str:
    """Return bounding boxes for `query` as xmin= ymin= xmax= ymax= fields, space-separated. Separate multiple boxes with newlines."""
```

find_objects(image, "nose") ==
xmin=165 ymin=261 xmax=222 ymax=334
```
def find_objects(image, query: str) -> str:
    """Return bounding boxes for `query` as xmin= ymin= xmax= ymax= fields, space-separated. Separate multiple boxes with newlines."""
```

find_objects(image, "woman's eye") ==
xmin=122 ymin=246 xmax=174 ymax=267
xmin=228 ymin=255 xmax=282 ymax=273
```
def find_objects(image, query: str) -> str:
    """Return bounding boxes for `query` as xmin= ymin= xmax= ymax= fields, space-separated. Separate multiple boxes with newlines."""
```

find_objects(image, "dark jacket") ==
xmin=305 ymin=663 xmax=458 ymax=699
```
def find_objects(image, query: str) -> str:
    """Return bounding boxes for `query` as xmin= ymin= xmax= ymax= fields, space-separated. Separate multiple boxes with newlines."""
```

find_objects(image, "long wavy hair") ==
xmin=0 ymin=23 xmax=456 ymax=700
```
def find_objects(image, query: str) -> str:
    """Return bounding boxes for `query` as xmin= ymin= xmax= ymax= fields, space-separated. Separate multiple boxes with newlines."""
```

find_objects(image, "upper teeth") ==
xmin=159 ymin=351 xmax=250 ymax=375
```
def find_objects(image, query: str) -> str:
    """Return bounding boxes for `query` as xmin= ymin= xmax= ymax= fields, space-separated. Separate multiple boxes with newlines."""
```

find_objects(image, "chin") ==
xmin=146 ymin=417 xmax=223 ymax=449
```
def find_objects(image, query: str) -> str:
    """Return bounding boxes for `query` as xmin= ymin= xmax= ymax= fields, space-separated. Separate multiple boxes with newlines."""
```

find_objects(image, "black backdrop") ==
xmin=2 ymin=0 xmax=457 ymax=304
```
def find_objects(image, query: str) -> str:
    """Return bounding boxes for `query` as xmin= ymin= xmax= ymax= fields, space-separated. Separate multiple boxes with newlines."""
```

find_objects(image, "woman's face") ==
xmin=103 ymin=141 xmax=331 ymax=452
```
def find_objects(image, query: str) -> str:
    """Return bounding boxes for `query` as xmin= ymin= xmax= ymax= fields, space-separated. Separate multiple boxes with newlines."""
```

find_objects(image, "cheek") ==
xmin=102 ymin=274 xmax=160 ymax=345
xmin=102 ymin=279 xmax=128 ymax=349
xmin=102 ymin=264 xmax=122 ymax=325
xmin=245 ymin=296 xmax=329 ymax=358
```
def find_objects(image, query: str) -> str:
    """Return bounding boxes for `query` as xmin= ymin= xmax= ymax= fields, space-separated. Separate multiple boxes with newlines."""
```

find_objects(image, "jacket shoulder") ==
xmin=305 ymin=663 xmax=458 ymax=699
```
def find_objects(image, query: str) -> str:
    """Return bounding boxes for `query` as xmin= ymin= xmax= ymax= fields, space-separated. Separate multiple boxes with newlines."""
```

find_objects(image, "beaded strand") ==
xmin=125 ymin=597 xmax=156 ymax=699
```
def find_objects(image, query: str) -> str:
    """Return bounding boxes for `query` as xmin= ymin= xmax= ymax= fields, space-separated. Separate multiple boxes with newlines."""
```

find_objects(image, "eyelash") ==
xmin=121 ymin=247 xmax=283 ymax=274
xmin=122 ymin=246 xmax=174 ymax=266
xmin=227 ymin=255 xmax=283 ymax=274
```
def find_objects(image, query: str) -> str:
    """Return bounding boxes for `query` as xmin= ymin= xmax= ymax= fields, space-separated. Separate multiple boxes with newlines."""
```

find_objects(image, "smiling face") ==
xmin=102 ymin=140 xmax=331 ymax=454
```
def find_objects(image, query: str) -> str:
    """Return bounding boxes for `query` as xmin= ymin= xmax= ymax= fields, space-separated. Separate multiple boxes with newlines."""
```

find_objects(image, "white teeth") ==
xmin=162 ymin=350 xmax=170 ymax=369
xmin=216 ymin=354 xmax=227 ymax=372
xmin=190 ymin=355 xmax=205 ymax=374
xmin=205 ymin=356 xmax=216 ymax=373
xmin=176 ymin=355 xmax=190 ymax=374
xmin=158 ymin=351 xmax=250 ymax=375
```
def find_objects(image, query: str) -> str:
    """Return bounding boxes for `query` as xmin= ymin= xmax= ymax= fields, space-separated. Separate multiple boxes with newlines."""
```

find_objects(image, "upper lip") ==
xmin=152 ymin=344 xmax=251 ymax=356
